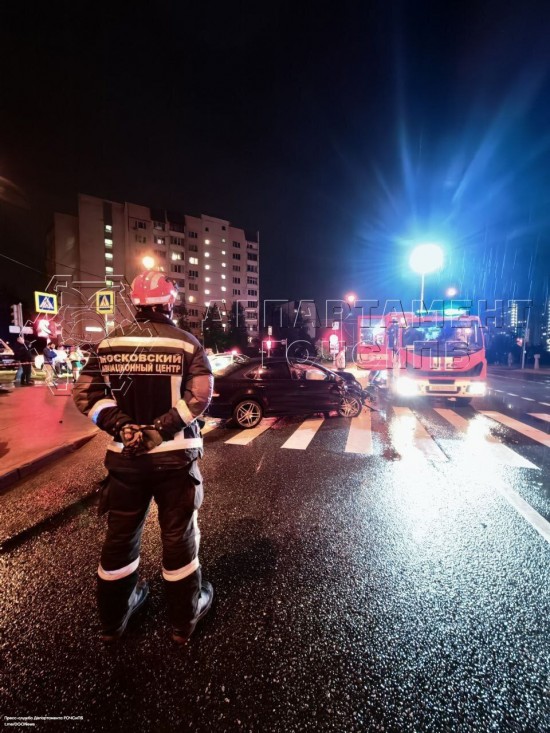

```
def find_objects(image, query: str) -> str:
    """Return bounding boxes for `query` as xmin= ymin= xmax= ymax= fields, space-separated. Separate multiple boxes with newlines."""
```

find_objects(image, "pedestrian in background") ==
xmin=43 ymin=342 xmax=58 ymax=387
xmin=68 ymin=345 xmax=84 ymax=383
xmin=335 ymin=347 xmax=346 ymax=371
xmin=73 ymin=271 xmax=214 ymax=645
xmin=13 ymin=335 xmax=33 ymax=386
xmin=54 ymin=344 xmax=68 ymax=377
xmin=507 ymin=351 xmax=513 ymax=369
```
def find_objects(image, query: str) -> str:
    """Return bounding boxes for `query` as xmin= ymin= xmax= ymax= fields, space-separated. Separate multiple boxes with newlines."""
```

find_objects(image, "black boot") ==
xmin=172 ymin=581 xmax=214 ymax=645
xmin=97 ymin=572 xmax=149 ymax=643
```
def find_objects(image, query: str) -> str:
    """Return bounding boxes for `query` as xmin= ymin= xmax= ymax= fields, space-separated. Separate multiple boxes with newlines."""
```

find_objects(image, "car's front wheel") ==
xmin=233 ymin=399 xmax=263 ymax=429
xmin=338 ymin=394 xmax=363 ymax=418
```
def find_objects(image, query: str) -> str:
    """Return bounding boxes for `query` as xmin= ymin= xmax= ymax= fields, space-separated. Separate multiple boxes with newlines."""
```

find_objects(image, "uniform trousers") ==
xmin=96 ymin=461 xmax=203 ymax=632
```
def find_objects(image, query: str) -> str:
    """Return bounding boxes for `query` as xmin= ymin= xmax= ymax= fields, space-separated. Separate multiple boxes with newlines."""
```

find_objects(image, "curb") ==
xmin=0 ymin=433 xmax=98 ymax=494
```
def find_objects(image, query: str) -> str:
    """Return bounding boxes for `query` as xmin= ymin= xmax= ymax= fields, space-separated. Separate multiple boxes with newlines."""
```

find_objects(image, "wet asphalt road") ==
xmin=1 ymin=376 xmax=550 ymax=732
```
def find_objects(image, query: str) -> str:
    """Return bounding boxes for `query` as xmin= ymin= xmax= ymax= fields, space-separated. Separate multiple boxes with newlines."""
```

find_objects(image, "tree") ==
xmin=174 ymin=302 xmax=190 ymax=331
xmin=202 ymin=303 xmax=230 ymax=351
xmin=228 ymin=302 xmax=249 ymax=351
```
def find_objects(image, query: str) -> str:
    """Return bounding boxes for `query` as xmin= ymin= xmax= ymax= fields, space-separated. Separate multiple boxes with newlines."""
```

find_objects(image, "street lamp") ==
xmin=345 ymin=293 xmax=357 ymax=305
xmin=409 ymin=244 xmax=444 ymax=309
xmin=446 ymin=286 xmax=458 ymax=298
xmin=142 ymin=255 xmax=155 ymax=270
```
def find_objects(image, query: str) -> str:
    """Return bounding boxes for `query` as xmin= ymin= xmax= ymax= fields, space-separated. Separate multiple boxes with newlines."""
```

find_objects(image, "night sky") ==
xmin=1 ymin=0 xmax=549 ymax=313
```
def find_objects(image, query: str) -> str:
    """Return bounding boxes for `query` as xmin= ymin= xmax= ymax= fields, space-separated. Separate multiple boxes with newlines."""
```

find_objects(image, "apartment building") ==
xmin=46 ymin=194 xmax=260 ymax=341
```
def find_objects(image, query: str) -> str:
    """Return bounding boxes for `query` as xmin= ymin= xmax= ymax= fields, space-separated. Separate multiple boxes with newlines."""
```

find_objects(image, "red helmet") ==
xmin=130 ymin=271 xmax=178 ymax=306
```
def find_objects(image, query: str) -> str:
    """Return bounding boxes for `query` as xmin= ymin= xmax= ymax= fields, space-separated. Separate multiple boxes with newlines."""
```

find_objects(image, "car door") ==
xmin=245 ymin=362 xmax=296 ymax=414
xmin=290 ymin=364 xmax=341 ymax=412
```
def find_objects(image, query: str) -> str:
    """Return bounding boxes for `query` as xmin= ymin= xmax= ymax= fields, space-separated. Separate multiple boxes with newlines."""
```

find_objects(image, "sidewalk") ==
xmin=489 ymin=365 xmax=550 ymax=376
xmin=0 ymin=382 xmax=99 ymax=491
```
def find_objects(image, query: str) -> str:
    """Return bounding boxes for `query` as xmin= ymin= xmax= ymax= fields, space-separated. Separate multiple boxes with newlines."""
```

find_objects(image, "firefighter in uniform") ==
xmin=73 ymin=271 xmax=214 ymax=644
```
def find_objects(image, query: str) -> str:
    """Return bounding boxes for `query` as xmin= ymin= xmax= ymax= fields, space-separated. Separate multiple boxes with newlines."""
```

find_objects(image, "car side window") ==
xmin=292 ymin=365 xmax=328 ymax=381
xmin=246 ymin=364 xmax=290 ymax=380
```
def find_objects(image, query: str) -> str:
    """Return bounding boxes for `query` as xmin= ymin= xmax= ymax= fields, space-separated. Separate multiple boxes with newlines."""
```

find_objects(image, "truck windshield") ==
xmin=402 ymin=320 xmax=484 ymax=353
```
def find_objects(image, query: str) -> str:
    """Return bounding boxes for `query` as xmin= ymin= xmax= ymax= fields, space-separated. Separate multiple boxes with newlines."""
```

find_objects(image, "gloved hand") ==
xmin=120 ymin=424 xmax=164 ymax=458
xmin=140 ymin=428 xmax=164 ymax=451
xmin=120 ymin=424 xmax=145 ymax=458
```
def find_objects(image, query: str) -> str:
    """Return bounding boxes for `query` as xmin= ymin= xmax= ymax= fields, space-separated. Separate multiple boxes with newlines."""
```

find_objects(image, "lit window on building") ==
xmin=221 ymin=286 xmax=226 ymax=292
xmin=106 ymin=279 xmax=114 ymax=287
xmin=222 ymin=262 xmax=226 ymax=268
xmin=205 ymin=239 xmax=210 ymax=245
xmin=205 ymin=289 xmax=210 ymax=295
xmin=105 ymin=224 xmax=112 ymax=233
xmin=105 ymin=266 xmax=114 ymax=274
xmin=221 ymin=250 xmax=226 ymax=255
xmin=171 ymin=252 xmax=182 ymax=261
xmin=205 ymin=264 xmax=211 ymax=270
xmin=105 ymin=238 xmax=113 ymax=246
xmin=205 ymin=301 xmax=210 ymax=307
xmin=205 ymin=277 xmax=211 ymax=282
xmin=189 ymin=257 xmax=199 ymax=265
xmin=204 ymin=252 xmax=210 ymax=258
xmin=156 ymin=237 xmax=165 ymax=246
xmin=189 ymin=296 xmax=195 ymax=303
xmin=105 ymin=252 xmax=113 ymax=260
xmin=221 ymin=274 xmax=226 ymax=279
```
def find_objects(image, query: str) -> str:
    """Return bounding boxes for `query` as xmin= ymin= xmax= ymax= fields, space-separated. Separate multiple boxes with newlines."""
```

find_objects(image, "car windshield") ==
xmin=215 ymin=361 xmax=249 ymax=378
xmin=403 ymin=320 xmax=483 ymax=353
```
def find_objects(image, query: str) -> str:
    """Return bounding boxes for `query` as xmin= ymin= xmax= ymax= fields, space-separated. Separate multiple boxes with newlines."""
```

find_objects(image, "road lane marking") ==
xmin=521 ymin=397 xmax=535 ymax=401
xmin=496 ymin=483 xmax=550 ymax=546
xmin=344 ymin=410 xmax=373 ymax=455
xmin=434 ymin=408 xmax=538 ymax=469
xmin=481 ymin=412 xmax=550 ymax=448
xmin=528 ymin=413 xmax=550 ymax=424
xmin=224 ymin=419 xmax=277 ymax=445
xmin=507 ymin=393 xmax=518 ymax=397
xmin=281 ymin=417 xmax=324 ymax=450
xmin=392 ymin=406 xmax=448 ymax=462
xmin=540 ymin=402 xmax=550 ymax=407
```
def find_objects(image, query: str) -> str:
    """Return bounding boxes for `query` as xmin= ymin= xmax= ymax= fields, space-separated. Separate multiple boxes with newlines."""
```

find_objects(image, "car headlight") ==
xmin=395 ymin=377 xmax=418 ymax=396
xmin=468 ymin=382 xmax=486 ymax=396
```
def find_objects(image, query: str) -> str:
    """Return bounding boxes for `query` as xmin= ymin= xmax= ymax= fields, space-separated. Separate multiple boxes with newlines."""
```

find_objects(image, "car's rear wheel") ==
xmin=338 ymin=394 xmax=362 ymax=418
xmin=233 ymin=399 xmax=263 ymax=429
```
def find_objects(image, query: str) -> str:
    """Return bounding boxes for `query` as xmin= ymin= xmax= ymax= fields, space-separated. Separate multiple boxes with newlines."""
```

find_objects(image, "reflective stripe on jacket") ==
xmin=73 ymin=310 xmax=213 ymax=467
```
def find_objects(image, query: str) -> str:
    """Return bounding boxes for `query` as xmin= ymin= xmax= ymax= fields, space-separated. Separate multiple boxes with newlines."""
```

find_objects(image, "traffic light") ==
xmin=10 ymin=303 xmax=22 ymax=327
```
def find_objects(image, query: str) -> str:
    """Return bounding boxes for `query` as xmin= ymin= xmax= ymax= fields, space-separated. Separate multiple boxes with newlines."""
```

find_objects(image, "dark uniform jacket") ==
xmin=73 ymin=310 xmax=213 ymax=471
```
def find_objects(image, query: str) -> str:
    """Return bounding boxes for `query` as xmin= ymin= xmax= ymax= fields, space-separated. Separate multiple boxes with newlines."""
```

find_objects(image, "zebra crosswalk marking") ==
xmin=392 ymin=406 xmax=448 ymax=462
xmin=528 ymin=413 xmax=550 ymax=424
xmin=482 ymin=412 xmax=550 ymax=448
xmin=434 ymin=408 xmax=538 ymax=469
xmin=224 ymin=419 xmax=277 ymax=446
xmin=281 ymin=417 xmax=325 ymax=450
xmin=345 ymin=410 xmax=373 ymax=455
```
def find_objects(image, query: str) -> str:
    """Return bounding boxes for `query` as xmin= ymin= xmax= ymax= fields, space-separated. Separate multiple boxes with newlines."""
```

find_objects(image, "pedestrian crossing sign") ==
xmin=35 ymin=291 xmax=58 ymax=315
xmin=96 ymin=290 xmax=114 ymax=314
